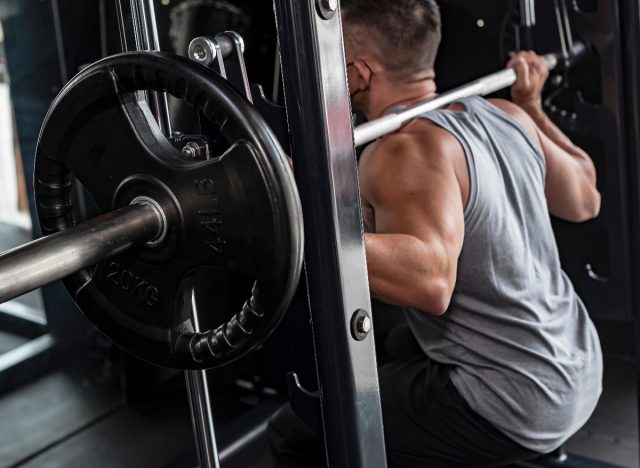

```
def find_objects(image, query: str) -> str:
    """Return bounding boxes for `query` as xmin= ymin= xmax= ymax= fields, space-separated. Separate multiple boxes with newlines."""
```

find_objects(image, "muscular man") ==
xmin=268 ymin=1 xmax=603 ymax=466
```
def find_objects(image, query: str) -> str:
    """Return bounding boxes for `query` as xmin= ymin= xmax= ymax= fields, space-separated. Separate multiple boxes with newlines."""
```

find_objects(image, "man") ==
xmin=268 ymin=0 xmax=603 ymax=466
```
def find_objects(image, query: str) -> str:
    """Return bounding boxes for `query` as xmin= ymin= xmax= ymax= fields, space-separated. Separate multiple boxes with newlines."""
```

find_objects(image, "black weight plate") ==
xmin=34 ymin=52 xmax=304 ymax=369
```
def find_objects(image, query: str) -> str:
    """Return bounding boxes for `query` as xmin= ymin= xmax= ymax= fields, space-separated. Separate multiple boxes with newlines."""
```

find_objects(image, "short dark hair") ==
xmin=341 ymin=0 xmax=441 ymax=77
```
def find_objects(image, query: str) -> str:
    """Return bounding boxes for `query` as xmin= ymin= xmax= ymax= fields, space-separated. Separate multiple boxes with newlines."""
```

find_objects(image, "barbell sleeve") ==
xmin=353 ymin=41 xmax=589 ymax=148
xmin=0 ymin=202 xmax=165 ymax=304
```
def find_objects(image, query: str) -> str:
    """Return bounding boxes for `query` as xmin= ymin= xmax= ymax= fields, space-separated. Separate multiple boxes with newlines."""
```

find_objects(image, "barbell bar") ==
xmin=353 ymin=41 xmax=589 ymax=148
xmin=0 ymin=201 xmax=164 ymax=304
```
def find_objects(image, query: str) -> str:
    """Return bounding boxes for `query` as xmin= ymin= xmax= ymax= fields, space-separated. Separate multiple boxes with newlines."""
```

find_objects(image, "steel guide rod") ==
xmin=354 ymin=53 xmax=559 ymax=147
xmin=520 ymin=0 xmax=536 ymax=27
xmin=130 ymin=0 xmax=172 ymax=137
xmin=0 ymin=203 xmax=163 ymax=304
xmin=518 ymin=0 xmax=536 ymax=49
xmin=127 ymin=3 xmax=220 ymax=466
xmin=185 ymin=291 xmax=221 ymax=468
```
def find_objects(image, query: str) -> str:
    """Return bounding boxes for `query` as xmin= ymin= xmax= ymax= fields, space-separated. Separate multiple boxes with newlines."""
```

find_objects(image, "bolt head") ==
xmin=317 ymin=0 xmax=337 ymax=19
xmin=322 ymin=0 xmax=338 ymax=10
xmin=357 ymin=316 xmax=371 ymax=334
xmin=188 ymin=37 xmax=217 ymax=66
xmin=193 ymin=44 xmax=207 ymax=62
xmin=182 ymin=142 xmax=199 ymax=159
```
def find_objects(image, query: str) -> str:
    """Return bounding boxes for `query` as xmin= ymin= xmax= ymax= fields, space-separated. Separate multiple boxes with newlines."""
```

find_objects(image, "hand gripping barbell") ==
xmin=354 ymin=41 xmax=589 ymax=147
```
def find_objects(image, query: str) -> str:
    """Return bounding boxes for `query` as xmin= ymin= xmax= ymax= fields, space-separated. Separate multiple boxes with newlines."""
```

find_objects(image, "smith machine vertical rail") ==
xmin=274 ymin=1 xmax=388 ymax=467
xmin=116 ymin=2 xmax=220 ymax=467
xmin=115 ymin=0 xmax=387 ymax=466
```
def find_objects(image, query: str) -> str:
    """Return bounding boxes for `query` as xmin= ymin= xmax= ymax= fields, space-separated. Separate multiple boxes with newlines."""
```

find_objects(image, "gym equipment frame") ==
xmin=1 ymin=0 xmax=637 ymax=467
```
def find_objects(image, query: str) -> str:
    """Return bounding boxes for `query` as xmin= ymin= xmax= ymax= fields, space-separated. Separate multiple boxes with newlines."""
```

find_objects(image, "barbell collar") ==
xmin=0 ymin=202 xmax=165 ymax=304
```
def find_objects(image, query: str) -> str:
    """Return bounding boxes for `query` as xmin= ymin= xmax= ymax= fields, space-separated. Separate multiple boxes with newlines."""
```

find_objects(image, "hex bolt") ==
xmin=351 ymin=309 xmax=371 ymax=341
xmin=188 ymin=37 xmax=217 ymax=66
xmin=182 ymin=142 xmax=200 ymax=160
xmin=193 ymin=44 xmax=207 ymax=61
xmin=357 ymin=316 xmax=371 ymax=334
xmin=322 ymin=0 xmax=338 ymax=10
xmin=317 ymin=0 xmax=338 ymax=20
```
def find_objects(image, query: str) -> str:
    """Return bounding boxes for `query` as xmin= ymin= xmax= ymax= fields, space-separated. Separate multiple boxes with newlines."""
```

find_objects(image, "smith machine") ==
xmin=0 ymin=0 xmax=600 ymax=467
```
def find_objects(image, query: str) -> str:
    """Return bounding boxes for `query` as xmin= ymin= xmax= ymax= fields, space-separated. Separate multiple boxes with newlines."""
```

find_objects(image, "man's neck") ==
xmin=366 ymin=80 xmax=438 ymax=120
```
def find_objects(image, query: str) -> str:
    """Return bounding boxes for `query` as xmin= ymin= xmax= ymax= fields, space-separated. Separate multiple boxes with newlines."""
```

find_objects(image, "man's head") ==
xmin=341 ymin=0 xmax=441 ymax=116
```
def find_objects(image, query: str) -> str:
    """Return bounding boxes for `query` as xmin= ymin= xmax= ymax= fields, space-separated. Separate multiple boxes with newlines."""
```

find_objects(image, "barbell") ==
xmin=0 ymin=40 xmax=588 ymax=370
xmin=354 ymin=41 xmax=589 ymax=147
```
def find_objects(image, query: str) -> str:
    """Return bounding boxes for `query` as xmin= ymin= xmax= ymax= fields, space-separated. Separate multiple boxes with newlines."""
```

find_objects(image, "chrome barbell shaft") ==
xmin=353 ymin=53 xmax=562 ymax=148
xmin=0 ymin=202 xmax=164 ymax=304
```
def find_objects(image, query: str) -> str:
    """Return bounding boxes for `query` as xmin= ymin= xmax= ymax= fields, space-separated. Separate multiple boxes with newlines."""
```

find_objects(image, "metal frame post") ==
xmin=273 ymin=1 xmax=387 ymax=467
xmin=620 ymin=0 xmax=640 ymax=462
xmin=184 ymin=291 xmax=221 ymax=468
xmin=128 ymin=0 xmax=172 ymax=136
xmin=518 ymin=0 xmax=536 ymax=49
xmin=113 ymin=3 xmax=218 ymax=465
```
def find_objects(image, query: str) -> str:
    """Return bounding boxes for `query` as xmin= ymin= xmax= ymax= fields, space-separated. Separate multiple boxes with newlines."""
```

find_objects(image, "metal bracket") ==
xmin=188 ymin=32 xmax=253 ymax=103
xmin=186 ymin=32 xmax=251 ymax=156
xmin=170 ymin=132 xmax=212 ymax=161
xmin=251 ymin=84 xmax=291 ymax=154
xmin=287 ymin=372 xmax=322 ymax=434
xmin=187 ymin=32 xmax=291 ymax=154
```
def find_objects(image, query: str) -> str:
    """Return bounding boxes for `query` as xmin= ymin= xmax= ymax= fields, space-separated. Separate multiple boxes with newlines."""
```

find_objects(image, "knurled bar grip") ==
xmin=0 ymin=202 xmax=163 ymax=304
xmin=353 ymin=42 xmax=588 ymax=148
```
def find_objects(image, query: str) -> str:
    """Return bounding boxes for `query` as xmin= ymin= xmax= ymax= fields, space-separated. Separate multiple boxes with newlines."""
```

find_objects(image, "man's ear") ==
xmin=352 ymin=59 xmax=373 ymax=90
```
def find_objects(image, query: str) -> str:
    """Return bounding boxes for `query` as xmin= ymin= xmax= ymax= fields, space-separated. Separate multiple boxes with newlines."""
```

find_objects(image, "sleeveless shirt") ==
xmin=405 ymin=96 xmax=603 ymax=453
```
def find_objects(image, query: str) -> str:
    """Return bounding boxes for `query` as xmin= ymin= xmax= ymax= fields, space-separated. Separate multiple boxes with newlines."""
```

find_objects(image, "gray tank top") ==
xmin=405 ymin=96 xmax=603 ymax=453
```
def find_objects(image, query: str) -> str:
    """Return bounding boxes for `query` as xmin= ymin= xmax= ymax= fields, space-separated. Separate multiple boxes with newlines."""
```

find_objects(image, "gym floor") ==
xmin=0 ymin=354 xmax=634 ymax=467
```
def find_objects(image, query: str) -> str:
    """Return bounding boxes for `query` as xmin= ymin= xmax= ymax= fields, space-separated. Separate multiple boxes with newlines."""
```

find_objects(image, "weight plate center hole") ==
xmin=130 ymin=196 xmax=169 ymax=247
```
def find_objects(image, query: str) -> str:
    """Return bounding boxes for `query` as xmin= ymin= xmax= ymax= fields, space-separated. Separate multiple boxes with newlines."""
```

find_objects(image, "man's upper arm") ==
xmin=361 ymin=129 xmax=466 ymax=285
xmin=489 ymin=98 xmax=599 ymax=222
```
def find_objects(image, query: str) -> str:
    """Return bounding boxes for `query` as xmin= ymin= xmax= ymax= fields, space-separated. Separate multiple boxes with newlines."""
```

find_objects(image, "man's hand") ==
xmin=507 ymin=51 xmax=549 ymax=110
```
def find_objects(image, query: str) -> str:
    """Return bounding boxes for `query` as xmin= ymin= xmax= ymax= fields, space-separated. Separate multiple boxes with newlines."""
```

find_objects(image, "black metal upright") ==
xmin=273 ymin=1 xmax=387 ymax=467
xmin=620 ymin=0 xmax=640 ymax=462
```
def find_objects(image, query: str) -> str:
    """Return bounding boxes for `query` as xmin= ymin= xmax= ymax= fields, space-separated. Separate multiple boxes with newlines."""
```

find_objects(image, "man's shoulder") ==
xmin=486 ymin=98 xmax=541 ymax=141
xmin=487 ymin=98 xmax=527 ymax=119
xmin=358 ymin=120 xmax=466 ymax=204
xmin=360 ymin=119 xmax=461 ymax=173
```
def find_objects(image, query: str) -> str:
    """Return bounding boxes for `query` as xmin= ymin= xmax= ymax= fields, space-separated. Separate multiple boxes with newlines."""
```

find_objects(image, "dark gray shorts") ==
xmin=268 ymin=325 xmax=539 ymax=467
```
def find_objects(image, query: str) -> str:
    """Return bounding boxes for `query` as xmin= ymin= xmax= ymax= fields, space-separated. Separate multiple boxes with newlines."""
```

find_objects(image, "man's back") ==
xmin=269 ymin=1 xmax=603 ymax=464
xmin=404 ymin=96 xmax=603 ymax=453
